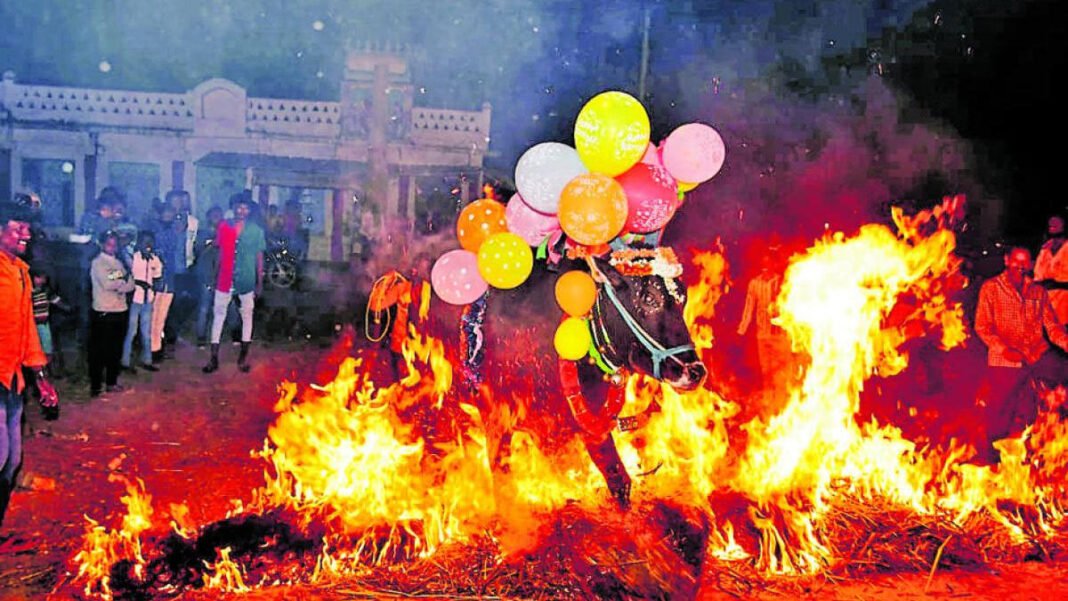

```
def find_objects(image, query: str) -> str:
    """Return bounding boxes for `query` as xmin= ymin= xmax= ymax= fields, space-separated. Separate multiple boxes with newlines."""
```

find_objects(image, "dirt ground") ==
xmin=2 ymin=338 xmax=1068 ymax=600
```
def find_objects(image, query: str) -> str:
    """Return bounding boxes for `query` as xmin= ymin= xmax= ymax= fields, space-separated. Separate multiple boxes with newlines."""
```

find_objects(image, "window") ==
xmin=195 ymin=166 xmax=245 ymax=220
xmin=22 ymin=158 xmax=75 ymax=227
xmin=107 ymin=161 xmax=161 ymax=225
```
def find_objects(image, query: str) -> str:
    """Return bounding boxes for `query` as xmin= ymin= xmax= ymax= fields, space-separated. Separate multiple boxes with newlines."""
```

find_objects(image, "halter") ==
xmin=586 ymin=256 xmax=695 ymax=381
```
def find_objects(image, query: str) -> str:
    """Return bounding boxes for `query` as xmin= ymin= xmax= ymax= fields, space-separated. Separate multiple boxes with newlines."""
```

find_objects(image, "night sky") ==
xmin=1 ymin=0 xmax=1064 ymax=238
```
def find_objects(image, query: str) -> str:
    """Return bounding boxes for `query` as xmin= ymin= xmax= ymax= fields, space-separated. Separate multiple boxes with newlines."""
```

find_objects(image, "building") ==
xmin=0 ymin=45 xmax=491 ymax=261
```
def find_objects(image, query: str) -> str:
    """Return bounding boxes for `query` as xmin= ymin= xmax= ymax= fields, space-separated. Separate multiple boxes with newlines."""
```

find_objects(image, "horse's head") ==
xmin=590 ymin=250 xmax=706 ymax=391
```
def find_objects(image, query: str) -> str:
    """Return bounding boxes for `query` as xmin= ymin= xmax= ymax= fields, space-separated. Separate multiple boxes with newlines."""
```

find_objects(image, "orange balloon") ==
xmin=457 ymin=199 xmax=507 ymax=252
xmin=558 ymin=174 xmax=627 ymax=246
xmin=555 ymin=270 xmax=598 ymax=317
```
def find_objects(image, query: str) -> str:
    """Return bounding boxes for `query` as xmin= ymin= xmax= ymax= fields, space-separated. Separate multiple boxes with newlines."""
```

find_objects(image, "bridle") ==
xmin=586 ymin=257 xmax=695 ymax=380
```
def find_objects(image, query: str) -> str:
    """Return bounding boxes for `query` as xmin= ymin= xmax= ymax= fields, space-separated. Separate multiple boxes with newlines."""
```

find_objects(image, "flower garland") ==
xmin=608 ymin=247 xmax=686 ymax=304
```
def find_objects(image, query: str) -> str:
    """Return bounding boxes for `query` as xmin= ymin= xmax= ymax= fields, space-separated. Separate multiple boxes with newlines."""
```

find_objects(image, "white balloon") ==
xmin=514 ymin=142 xmax=588 ymax=215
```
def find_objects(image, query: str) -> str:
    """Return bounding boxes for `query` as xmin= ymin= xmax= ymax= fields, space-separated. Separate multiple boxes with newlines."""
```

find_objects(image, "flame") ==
xmin=683 ymin=242 xmax=728 ymax=355
xmin=202 ymin=546 xmax=251 ymax=593
xmin=69 ymin=195 xmax=1068 ymax=596
xmin=72 ymin=476 xmax=154 ymax=600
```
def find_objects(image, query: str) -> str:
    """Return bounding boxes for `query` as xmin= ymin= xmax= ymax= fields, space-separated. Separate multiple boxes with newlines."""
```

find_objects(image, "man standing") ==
xmin=737 ymin=244 xmax=795 ymax=405
xmin=203 ymin=196 xmax=265 ymax=374
xmin=164 ymin=190 xmax=199 ymax=346
xmin=975 ymin=246 xmax=1068 ymax=457
xmin=150 ymin=203 xmax=183 ymax=361
xmin=193 ymin=206 xmax=224 ymax=348
xmin=0 ymin=203 xmax=59 ymax=528
xmin=1035 ymin=214 xmax=1068 ymax=325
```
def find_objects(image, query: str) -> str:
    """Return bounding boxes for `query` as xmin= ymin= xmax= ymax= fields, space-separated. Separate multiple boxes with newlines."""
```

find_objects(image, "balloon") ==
xmin=457 ymin=198 xmax=507 ymax=252
xmin=616 ymin=162 xmax=678 ymax=234
xmin=514 ymin=142 xmax=588 ymax=214
xmin=477 ymin=232 xmax=534 ymax=289
xmin=661 ymin=123 xmax=726 ymax=183
xmin=558 ymin=173 xmax=628 ymax=246
xmin=574 ymin=91 xmax=650 ymax=177
xmin=554 ymin=317 xmax=591 ymax=360
xmin=677 ymin=180 xmax=699 ymax=192
xmin=555 ymin=270 xmax=598 ymax=317
xmin=431 ymin=250 xmax=487 ymax=305
xmin=505 ymin=193 xmax=561 ymax=247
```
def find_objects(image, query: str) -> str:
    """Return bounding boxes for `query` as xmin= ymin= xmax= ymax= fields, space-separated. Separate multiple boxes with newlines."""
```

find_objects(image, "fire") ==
xmin=683 ymin=241 xmax=728 ymax=355
xmin=69 ymin=197 xmax=1068 ymax=597
xmin=72 ymin=476 xmax=155 ymax=600
xmin=202 ymin=546 xmax=251 ymax=593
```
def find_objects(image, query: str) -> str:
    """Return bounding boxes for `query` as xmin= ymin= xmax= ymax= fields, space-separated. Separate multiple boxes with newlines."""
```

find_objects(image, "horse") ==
xmin=476 ymin=246 xmax=707 ymax=508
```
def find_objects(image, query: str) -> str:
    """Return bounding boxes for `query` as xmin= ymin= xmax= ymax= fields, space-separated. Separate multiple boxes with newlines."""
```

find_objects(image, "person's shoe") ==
xmin=238 ymin=341 xmax=251 ymax=373
xmin=122 ymin=364 xmax=137 ymax=375
xmin=90 ymin=388 xmax=103 ymax=398
xmin=196 ymin=339 xmax=208 ymax=350
xmin=105 ymin=384 xmax=128 ymax=393
xmin=142 ymin=363 xmax=160 ymax=372
xmin=202 ymin=343 xmax=220 ymax=374
xmin=152 ymin=350 xmax=165 ymax=364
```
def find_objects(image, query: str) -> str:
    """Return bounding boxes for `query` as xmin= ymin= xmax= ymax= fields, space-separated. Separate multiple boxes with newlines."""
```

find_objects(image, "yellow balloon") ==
xmin=678 ymin=180 xmax=699 ymax=192
xmin=574 ymin=91 xmax=650 ymax=177
xmin=477 ymin=232 xmax=534 ymax=289
xmin=554 ymin=317 xmax=591 ymax=360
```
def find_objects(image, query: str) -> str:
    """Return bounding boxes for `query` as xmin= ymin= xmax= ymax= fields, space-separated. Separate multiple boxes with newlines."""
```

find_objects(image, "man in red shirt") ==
xmin=0 ymin=202 xmax=59 ymax=530
xmin=202 ymin=196 xmax=265 ymax=374
xmin=975 ymin=246 xmax=1068 ymax=459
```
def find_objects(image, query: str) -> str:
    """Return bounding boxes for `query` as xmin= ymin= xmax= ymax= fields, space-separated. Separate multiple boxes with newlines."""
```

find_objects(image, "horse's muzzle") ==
xmin=669 ymin=361 xmax=707 ymax=392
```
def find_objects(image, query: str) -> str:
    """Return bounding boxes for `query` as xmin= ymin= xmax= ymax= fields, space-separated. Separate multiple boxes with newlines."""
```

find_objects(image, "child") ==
xmin=121 ymin=230 xmax=162 ymax=373
xmin=30 ymin=270 xmax=70 ymax=376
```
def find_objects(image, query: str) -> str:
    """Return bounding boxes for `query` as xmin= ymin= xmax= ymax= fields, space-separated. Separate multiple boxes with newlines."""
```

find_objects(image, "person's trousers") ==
xmin=89 ymin=310 xmax=127 ymax=392
xmin=978 ymin=352 xmax=1066 ymax=460
xmin=122 ymin=302 xmax=153 ymax=367
xmin=167 ymin=272 xmax=199 ymax=342
xmin=151 ymin=291 xmax=174 ymax=352
xmin=0 ymin=382 xmax=23 ymax=526
xmin=210 ymin=290 xmax=255 ymax=344
xmin=195 ymin=283 xmax=215 ymax=342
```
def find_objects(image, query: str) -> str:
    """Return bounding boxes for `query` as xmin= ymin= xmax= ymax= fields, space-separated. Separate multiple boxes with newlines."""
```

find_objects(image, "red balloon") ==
xmin=616 ymin=162 xmax=678 ymax=234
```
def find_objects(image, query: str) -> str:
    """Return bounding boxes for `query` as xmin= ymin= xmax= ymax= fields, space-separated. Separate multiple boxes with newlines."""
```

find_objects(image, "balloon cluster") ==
xmin=430 ymin=90 xmax=726 ymax=358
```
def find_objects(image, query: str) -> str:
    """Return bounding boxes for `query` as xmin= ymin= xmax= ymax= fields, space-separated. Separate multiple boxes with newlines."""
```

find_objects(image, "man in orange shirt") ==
xmin=0 ymin=202 xmax=59 ymax=529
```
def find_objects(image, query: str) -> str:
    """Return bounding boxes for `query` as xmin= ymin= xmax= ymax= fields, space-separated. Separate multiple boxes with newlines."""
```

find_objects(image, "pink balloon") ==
xmin=639 ymin=141 xmax=660 ymax=166
xmin=661 ymin=123 xmax=726 ymax=184
xmin=505 ymin=193 xmax=561 ymax=246
xmin=431 ymin=250 xmax=487 ymax=305
xmin=616 ymin=162 xmax=678 ymax=234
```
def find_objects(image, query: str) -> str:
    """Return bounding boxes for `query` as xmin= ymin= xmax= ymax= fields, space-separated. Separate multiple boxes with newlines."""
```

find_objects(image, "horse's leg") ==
xmin=582 ymin=431 xmax=631 ymax=510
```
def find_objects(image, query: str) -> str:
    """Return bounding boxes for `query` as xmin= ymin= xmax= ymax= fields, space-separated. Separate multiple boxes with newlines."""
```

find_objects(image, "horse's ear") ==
xmin=593 ymin=255 xmax=627 ymax=290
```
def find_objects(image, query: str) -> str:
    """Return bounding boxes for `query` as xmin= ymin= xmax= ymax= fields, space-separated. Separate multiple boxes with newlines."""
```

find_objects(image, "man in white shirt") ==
xmin=121 ymin=231 xmax=162 ymax=372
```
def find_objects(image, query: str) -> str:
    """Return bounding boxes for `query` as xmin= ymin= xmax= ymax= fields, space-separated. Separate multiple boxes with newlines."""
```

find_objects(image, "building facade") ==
xmin=0 ymin=47 xmax=490 ymax=261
